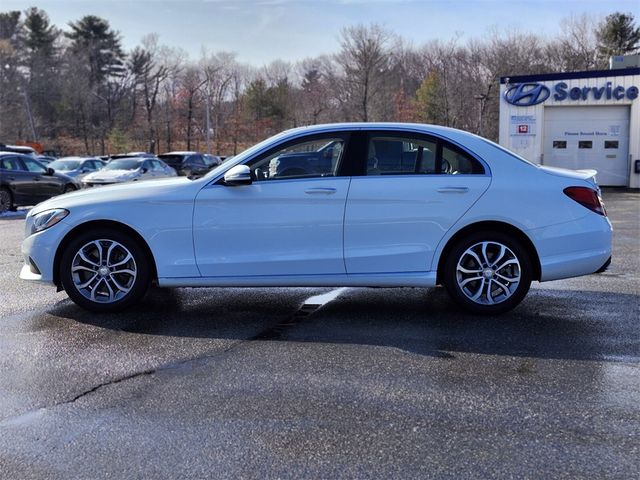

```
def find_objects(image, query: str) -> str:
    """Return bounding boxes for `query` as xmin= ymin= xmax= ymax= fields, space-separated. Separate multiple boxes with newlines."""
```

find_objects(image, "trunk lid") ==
xmin=538 ymin=165 xmax=599 ymax=188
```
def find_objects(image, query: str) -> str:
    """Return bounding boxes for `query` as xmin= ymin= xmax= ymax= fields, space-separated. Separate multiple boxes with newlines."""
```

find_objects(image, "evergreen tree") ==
xmin=596 ymin=12 xmax=640 ymax=58
xmin=66 ymin=15 xmax=125 ymax=85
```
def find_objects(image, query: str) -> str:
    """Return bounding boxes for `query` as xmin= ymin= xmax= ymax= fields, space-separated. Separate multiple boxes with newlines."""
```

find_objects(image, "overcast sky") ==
xmin=3 ymin=0 xmax=638 ymax=65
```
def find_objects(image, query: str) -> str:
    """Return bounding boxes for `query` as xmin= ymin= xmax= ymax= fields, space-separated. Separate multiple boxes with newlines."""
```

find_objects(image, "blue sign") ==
xmin=505 ymin=81 xmax=639 ymax=106
xmin=504 ymin=83 xmax=551 ymax=106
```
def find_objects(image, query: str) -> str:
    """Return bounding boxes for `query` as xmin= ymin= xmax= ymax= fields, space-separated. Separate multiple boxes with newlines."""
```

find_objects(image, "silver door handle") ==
xmin=305 ymin=187 xmax=336 ymax=195
xmin=437 ymin=186 xmax=469 ymax=193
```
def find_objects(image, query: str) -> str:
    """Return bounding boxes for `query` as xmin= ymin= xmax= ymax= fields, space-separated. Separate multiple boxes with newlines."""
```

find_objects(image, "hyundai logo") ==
xmin=504 ymin=83 xmax=550 ymax=106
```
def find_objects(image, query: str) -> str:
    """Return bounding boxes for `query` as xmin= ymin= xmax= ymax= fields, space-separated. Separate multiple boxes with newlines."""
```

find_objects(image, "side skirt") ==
xmin=157 ymin=271 xmax=438 ymax=288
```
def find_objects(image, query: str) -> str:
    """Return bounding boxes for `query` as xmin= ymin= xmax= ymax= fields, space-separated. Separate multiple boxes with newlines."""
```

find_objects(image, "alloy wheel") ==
xmin=71 ymin=239 xmax=137 ymax=303
xmin=455 ymin=241 xmax=521 ymax=305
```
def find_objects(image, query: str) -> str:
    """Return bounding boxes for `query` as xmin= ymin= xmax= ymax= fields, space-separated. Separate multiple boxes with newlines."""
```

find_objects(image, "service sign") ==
xmin=504 ymin=81 xmax=639 ymax=107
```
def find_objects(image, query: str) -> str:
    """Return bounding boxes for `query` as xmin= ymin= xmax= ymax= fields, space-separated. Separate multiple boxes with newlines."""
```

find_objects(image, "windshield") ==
xmin=49 ymin=159 xmax=81 ymax=171
xmin=104 ymin=159 xmax=142 ymax=171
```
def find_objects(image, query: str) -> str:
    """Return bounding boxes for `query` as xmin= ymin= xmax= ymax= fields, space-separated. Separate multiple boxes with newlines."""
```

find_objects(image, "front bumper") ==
xmin=20 ymin=219 xmax=73 ymax=285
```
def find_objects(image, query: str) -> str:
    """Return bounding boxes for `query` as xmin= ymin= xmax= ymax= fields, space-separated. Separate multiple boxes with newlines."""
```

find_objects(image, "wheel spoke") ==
xmin=465 ymin=250 xmax=483 ymax=269
xmin=496 ymin=272 xmax=520 ymax=283
xmin=72 ymin=264 xmax=96 ymax=274
xmin=469 ymin=278 xmax=485 ymax=301
xmin=104 ymin=279 xmax=115 ymax=302
xmin=457 ymin=266 xmax=483 ymax=274
xmin=460 ymin=276 xmax=483 ymax=287
xmin=105 ymin=241 xmax=118 ymax=266
xmin=112 ymin=268 xmax=135 ymax=276
xmin=110 ymin=252 xmax=132 ymax=268
xmin=492 ymin=278 xmax=511 ymax=297
xmin=485 ymin=280 xmax=495 ymax=304
xmin=78 ymin=249 xmax=99 ymax=267
xmin=90 ymin=278 xmax=104 ymax=301
xmin=495 ymin=258 xmax=518 ymax=271
xmin=480 ymin=242 xmax=491 ymax=266
xmin=111 ymin=276 xmax=131 ymax=295
xmin=77 ymin=273 xmax=99 ymax=289
xmin=92 ymin=241 xmax=104 ymax=264
xmin=491 ymin=245 xmax=506 ymax=267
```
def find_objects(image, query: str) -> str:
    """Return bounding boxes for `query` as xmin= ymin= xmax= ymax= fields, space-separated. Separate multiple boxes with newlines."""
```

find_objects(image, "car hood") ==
xmin=83 ymin=169 xmax=138 ymax=181
xmin=30 ymin=176 xmax=196 ymax=216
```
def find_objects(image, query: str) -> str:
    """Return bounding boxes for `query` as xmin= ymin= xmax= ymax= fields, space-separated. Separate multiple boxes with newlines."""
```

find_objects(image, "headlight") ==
xmin=30 ymin=209 xmax=69 ymax=235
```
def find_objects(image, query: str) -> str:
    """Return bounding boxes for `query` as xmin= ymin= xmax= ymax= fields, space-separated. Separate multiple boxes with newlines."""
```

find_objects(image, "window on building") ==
xmin=604 ymin=141 xmax=619 ymax=149
xmin=553 ymin=141 xmax=567 ymax=149
xmin=578 ymin=141 xmax=592 ymax=149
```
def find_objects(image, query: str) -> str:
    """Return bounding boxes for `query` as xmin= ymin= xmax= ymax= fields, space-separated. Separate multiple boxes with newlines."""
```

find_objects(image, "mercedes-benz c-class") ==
xmin=19 ymin=123 xmax=612 ymax=314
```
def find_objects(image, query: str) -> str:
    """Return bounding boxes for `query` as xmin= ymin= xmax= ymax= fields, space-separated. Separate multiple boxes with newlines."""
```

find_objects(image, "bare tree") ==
xmin=335 ymin=24 xmax=394 ymax=122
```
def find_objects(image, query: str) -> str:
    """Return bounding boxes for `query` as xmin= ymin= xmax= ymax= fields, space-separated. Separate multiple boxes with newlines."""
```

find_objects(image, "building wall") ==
xmin=498 ymin=70 xmax=640 ymax=188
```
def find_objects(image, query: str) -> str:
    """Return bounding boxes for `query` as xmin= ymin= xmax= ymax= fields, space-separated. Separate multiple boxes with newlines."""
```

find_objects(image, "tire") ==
xmin=63 ymin=184 xmax=76 ymax=193
xmin=442 ymin=231 xmax=532 ymax=315
xmin=59 ymin=228 xmax=151 ymax=313
xmin=0 ymin=187 xmax=12 ymax=214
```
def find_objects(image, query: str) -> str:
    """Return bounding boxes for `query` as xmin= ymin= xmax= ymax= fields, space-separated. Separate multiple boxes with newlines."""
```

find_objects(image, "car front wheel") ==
xmin=442 ymin=232 xmax=532 ymax=315
xmin=60 ymin=229 xmax=151 ymax=312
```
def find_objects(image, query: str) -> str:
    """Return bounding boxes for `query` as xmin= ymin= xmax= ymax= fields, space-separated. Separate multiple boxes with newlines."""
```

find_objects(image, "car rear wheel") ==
xmin=60 ymin=229 xmax=151 ymax=312
xmin=442 ymin=231 xmax=532 ymax=315
xmin=0 ymin=187 xmax=12 ymax=214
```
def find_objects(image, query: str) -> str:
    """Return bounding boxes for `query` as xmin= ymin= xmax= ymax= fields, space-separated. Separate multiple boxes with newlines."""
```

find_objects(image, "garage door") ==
xmin=543 ymin=106 xmax=629 ymax=186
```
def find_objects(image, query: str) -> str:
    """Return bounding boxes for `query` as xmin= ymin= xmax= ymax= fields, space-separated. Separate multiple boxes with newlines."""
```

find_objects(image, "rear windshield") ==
xmin=104 ymin=159 xmax=142 ymax=170
xmin=158 ymin=155 xmax=185 ymax=164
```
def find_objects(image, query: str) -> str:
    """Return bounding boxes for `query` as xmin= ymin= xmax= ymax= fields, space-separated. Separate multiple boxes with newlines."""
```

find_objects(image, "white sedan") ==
xmin=81 ymin=157 xmax=177 ymax=187
xmin=20 ymin=123 xmax=612 ymax=314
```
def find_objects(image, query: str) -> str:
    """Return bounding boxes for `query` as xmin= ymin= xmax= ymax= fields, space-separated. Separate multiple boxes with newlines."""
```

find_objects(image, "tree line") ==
xmin=0 ymin=8 xmax=638 ymax=156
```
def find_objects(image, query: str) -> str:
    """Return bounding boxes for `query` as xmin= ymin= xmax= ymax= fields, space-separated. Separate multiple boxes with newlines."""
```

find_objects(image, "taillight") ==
xmin=563 ymin=186 xmax=606 ymax=216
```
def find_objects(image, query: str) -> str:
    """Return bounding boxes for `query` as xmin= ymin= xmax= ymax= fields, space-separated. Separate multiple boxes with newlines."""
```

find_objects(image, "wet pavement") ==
xmin=0 ymin=190 xmax=638 ymax=478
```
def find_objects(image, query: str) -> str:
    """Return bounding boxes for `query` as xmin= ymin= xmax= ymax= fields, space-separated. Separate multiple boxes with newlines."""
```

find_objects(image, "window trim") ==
xmin=356 ymin=130 xmax=486 ymax=177
xmin=215 ymin=131 xmax=354 ymax=185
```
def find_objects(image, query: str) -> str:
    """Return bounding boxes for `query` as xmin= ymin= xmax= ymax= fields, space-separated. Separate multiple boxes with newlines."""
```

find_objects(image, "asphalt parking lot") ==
xmin=0 ymin=190 xmax=638 ymax=479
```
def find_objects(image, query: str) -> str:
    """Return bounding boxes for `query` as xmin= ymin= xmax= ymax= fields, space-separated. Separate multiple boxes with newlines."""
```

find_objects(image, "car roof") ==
xmin=0 ymin=151 xmax=32 ymax=157
xmin=160 ymin=151 xmax=198 ymax=155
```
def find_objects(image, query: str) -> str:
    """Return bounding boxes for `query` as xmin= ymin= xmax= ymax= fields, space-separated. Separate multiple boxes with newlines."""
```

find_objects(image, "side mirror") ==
xmin=45 ymin=167 xmax=54 ymax=175
xmin=223 ymin=165 xmax=252 ymax=186
xmin=141 ymin=167 xmax=148 ymax=174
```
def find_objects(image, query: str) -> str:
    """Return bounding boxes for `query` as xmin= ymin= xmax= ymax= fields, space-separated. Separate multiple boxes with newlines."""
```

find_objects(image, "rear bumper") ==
xmin=530 ymin=214 xmax=613 ymax=282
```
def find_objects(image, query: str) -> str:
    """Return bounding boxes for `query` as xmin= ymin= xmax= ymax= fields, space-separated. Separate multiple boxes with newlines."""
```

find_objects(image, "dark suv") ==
xmin=158 ymin=151 xmax=221 ymax=177
xmin=0 ymin=153 xmax=76 ymax=213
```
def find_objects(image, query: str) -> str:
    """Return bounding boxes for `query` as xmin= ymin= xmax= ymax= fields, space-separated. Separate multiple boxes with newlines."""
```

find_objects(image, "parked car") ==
xmin=158 ymin=151 xmax=221 ymax=177
xmin=36 ymin=155 xmax=57 ymax=165
xmin=48 ymin=157 xmax=106 ymax=185
xmin=19 ymin=123 xmax=612 ymax=314
xmin=106 ymin=152 xmax=157 ymax=162
xmin=0 ymin=144 xmax=38 ymax=157
xmin=0 ymin=152 xmax=76 ymax=213
xmin=81 ymin=157 xmax=176 ymax=187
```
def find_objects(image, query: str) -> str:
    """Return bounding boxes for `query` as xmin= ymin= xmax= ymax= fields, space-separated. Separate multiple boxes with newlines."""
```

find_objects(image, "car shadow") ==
xmin=49 ymin=286 xmax=639 ymax=363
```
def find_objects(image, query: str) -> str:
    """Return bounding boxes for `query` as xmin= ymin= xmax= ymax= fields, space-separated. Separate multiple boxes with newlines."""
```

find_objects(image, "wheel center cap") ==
xmin=98 ymin=266 xmax=110 ymax=277
xmin=483 ymin=268 xmax=494 ymax=279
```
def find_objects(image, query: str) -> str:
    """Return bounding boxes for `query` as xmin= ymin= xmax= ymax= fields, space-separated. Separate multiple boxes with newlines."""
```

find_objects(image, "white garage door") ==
xmin=543 ymin=106 xmax=629 ymax=186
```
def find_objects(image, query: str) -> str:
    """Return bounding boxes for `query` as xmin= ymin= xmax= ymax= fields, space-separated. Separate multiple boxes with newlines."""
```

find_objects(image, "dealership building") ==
xmin=499 ymin=67 xmax=640 ymax=187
